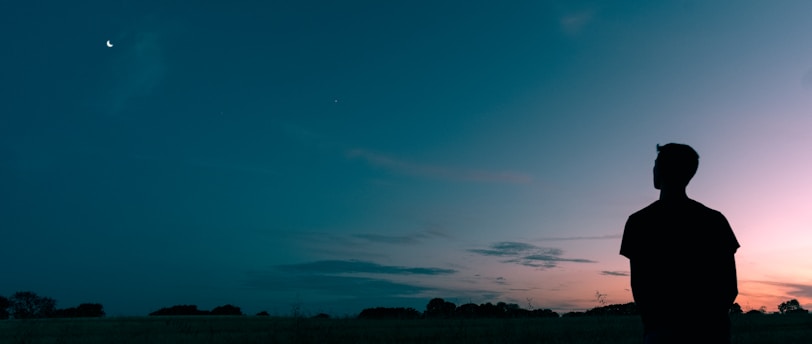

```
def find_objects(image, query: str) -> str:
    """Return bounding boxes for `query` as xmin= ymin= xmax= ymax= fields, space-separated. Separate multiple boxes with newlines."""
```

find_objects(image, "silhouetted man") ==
xmin=620 ymin=143 xmax=739 ymax=344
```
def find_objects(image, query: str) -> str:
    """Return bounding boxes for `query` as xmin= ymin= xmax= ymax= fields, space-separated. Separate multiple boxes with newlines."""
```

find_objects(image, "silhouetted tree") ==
xmin=312 ymin=313 xmax=330 ymax=319
xmin=149 ymin=305 xmax=209 ymax=316
xmin=778 ymin=299 xmax=808 ymax=315
xmin=425 ymin=298 xmax=456 ymax=318
xmin=256 ymin=311 xmax=270 ymax=316
xmin=452 ymin=301 xmax=558 ymax=319
xmin=211 ymin=304 xmax=243 ymax=316
xmin=415 ymin=298 xmax=563 ymax=319
xmin=496 ymin=302 xmax=509 ymax=315
xmin=9 ymin=291 xmax=56 ymax=319
xmin=52 ymin=303 xmax=105 ymax=318
xmin=729 ymin=303 xmax=743 ymax=315
xmin=77 ymin=303 xmax=105 ymax=317
xmin=0 ymin=296 xmax=9 ymax=320
xmin=477 ymin=302 xmax=501 ymax=318
xmin=502 ymin=302 xmax=523 ymax=317
xmin=745 ymin=309 xmax=764 ymax=315
xmin=584 ymin=302 xmax=639 ymax=316
xmin=530 ymin=308 xmax=559 ymax=318
xmin=455 ymin=303 xmax=480 ymax=318
xmin=358 ymin=307 xmax=420 ymax=319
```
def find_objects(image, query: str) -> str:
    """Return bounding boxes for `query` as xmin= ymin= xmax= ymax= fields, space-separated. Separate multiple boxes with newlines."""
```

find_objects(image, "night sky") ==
xmin=2 ymin=1 xmax=811 ymax=317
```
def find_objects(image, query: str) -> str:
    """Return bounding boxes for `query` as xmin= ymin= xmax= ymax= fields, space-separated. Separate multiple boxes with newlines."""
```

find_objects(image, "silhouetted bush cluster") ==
xmin=149 ymin=305 xmax=208 ymax=316
xmin=149 ymin=304 xmax=243 ymax=316
xmin=778 ymin=299 xmax=808 ymax=315
xmin=212 ymin=304 xmax=244 ymax=315
xmin=730 ymin=303 xmax=743 ymax=315
xmin=358 ymin=307 xmax=421 ymax=319
xmin=0 ymin=291 xmax=104 ymax=319
xmin=583 ymin=302 xmax=638 ymax=316
xmin=451 ymin=301 xmax=559 ymax=319
xmin=359 ymin=298 xmax=560 ymax=320
xmin=0 ymin=296 xmax=9 ymax=320
xmin=561 ymin=311 xmax=586 ymax=317
xmin=427 ymin=298 xmax=560 ymax=319
xmin=51 ymin=303 xmax=106 ymax=318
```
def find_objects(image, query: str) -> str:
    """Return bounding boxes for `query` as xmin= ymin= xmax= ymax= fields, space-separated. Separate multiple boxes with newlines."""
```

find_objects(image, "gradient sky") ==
xmin=2 ymin=1 xmax=811 ymax=317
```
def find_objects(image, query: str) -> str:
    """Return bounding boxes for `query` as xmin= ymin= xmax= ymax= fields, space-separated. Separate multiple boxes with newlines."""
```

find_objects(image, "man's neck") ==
xmin=659 ymin=187 xmax=689 ymax=201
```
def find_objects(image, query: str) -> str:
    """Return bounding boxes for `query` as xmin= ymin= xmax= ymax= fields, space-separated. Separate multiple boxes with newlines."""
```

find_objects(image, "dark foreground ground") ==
xmin=0 ymin=314 xmax=810 ymax=344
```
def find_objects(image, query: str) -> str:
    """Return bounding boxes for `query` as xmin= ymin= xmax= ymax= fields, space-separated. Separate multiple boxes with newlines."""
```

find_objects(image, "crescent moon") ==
xmin=106 ymin=40 xmax=113 ymax=48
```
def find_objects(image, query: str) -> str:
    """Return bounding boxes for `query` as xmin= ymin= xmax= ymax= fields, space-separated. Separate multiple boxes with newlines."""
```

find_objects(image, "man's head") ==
xmin=653 ymin=143 xmax=699 ymax=190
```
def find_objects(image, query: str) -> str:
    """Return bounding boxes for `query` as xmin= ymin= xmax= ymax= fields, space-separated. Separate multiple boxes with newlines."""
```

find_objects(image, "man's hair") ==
xmin=656 ymin=143 xmax=699 ymax=186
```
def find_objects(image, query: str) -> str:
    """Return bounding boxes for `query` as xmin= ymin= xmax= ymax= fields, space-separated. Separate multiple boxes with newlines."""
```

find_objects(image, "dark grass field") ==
xmin=1 ymin=314 xmax=810 ymax=344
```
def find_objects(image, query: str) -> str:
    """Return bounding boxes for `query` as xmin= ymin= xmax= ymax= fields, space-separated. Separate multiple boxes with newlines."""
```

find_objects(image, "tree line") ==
xmin=1 ymin=291 xmax=807 ymax=320
xmin=357 ymin=298 xmax=810 ymax=320
xmin=0 ymin=291 xmax=104 ymax=319
xmin=148 ymin=304 xmax=243 ymax=316
xmin=356 ymin=298 xmax=602 ymax=320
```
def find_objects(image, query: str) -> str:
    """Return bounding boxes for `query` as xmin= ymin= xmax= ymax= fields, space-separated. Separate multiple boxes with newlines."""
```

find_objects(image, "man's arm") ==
xmin=619 ymin=216 xmax=636 ymax=259
xmin=717 ymin=211 xmax=739 ymax=306
xmin=622 ymin=216 xmax=653 ymax=315
xmin=724 ymin=254 xmax=738 ymax=306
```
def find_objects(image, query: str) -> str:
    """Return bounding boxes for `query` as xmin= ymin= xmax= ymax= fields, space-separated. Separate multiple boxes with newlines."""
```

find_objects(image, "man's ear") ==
xmin=653 ymin=166 xmax=661 ymax=190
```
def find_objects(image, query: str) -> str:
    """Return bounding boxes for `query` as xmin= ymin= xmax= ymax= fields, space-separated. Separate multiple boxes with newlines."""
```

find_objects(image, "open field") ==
xmin=1 ymin=314 xmax=810 ymax=344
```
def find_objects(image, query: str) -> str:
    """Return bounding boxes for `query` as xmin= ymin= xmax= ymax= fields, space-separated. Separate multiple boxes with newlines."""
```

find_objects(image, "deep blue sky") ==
xmin=2 ymin=1 xmax=812 ymax=316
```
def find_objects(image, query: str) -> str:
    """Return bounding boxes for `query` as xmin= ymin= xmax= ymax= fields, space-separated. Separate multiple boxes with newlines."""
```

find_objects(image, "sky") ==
xmin=1 ymin=1 xmax=811 ymax=317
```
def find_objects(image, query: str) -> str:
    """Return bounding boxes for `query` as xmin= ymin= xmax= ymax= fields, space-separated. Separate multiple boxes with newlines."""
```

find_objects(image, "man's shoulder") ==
xmin=627 ymin=199 xmax=728 ymax=223
xmin=632 ymin=198 xmax=724 ymax=212
xmin=628 ymin=201 xmax=660 ymax=219
xmin=686 ymin=199 xmax=727 ymax=218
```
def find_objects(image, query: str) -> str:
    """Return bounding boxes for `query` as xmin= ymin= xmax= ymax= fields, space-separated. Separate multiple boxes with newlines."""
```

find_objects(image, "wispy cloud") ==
xmin=601 ymin=271 xmax=629 ymax=277
xmin=560 ymin=9 xmax=595 ymax=36
xmin=247 ymin=260 xmax=461 ymax=305
xmin=536 ymin=234 xmax=621 ymax=241
xmin=469 ymin=241 xmax=596 ymax=268
xmin=247 ymin=273 xmax=432 ymax=297
xmin=524 ymin=255 xmax=594 ymax=264
xmin=352 ymin=233 xmax=423 ymax=245
xmin=297 ymin=228 xmax=450 ymax=260
xmin=352 ymin=229 xmax=447 ymax=245
xmin=469 ymin=242 xmax=542 ymax=257
xmin=244 ymin=271 xmax=510 ymax=316
xmin=347 ymin=149 xmax=532 ymax=184
xmin=750 ymin=281 xmax=812 ymax=299
xmin=495 ymin=277 xmax=508 ymax=285
xmin=277 ymin=260 xmax=457 ymax=276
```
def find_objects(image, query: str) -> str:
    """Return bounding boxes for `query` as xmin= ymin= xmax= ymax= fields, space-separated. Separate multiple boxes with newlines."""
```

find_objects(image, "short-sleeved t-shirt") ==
xmin=620 ymin=198 xmax=740 ymax=324
xmin=621 ymin=199 xmax=739 ymax=260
